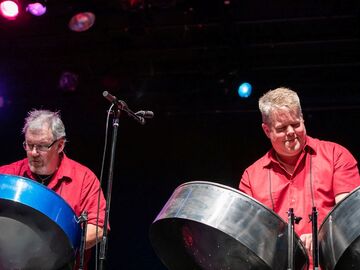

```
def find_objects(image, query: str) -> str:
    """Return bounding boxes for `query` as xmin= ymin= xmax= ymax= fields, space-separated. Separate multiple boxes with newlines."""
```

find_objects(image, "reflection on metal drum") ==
xmin=150 ymin=181 xmax=309 ymax=270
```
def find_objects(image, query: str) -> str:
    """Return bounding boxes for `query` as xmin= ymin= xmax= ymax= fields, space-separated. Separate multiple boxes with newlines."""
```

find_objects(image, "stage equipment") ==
xmin=78 ymin=211 xmax=88 ymax=270
xmin=58 ymin=71 xmax=79 ymax=92
xmin=287 ymin=208 xmax=303 ymax=270
xmin=103 ymin=91 xmax=154 ymax=125
xmin=150 ymin=181 xmax=309 ymax=270
xmin=100 ymin=91 xmax=154 ymax=270
xmin=238 ymin=82 xmax=252 ymax=98
xmin=0 ymin=174 xmax=81 ymax=269
xmin=310 ymin=207 xmax=319 ymax=270
xmin=68 ymin=11 xmax=95 ymax=32
xmin=26 ymin=1 xmax=46 ymax=16
xmin=0 ymin=0 xmax=19 ymax=19
xmin=319 ymin=186 xmax=360 ymax=270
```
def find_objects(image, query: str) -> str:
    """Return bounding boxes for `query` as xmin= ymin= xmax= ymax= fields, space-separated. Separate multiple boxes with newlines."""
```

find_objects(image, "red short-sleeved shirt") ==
xmin=0 ymin=154 xmax=106 ymax=226
xmin=0 ymin=154 xmax=107 ymax=269
xmin=240 ymin=135 xmax=360 ymax=239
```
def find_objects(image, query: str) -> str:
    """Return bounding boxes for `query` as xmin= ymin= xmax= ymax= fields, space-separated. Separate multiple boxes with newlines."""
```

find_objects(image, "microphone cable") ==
xmin=95 ymin=104 xmax=114 ymax=270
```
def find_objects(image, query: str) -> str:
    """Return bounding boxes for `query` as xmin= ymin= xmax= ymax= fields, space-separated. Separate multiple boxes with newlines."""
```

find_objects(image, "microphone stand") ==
xmin=99 ymin=107 xmax=121 ymax=270
xmin=99 ymin=91 xmax=153 ymax=270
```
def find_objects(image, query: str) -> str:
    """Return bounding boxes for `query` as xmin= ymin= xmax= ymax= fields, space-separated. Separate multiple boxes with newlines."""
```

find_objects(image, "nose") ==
xmin=286 ymin=125 xmax=295 ymax=135
xmin=29 ymin=146 xmax=40 ymax=156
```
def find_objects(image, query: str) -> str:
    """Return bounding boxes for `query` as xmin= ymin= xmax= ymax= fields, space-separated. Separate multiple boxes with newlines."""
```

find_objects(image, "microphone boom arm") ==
xmin=103 ymin=91 xmax=153 ymax=125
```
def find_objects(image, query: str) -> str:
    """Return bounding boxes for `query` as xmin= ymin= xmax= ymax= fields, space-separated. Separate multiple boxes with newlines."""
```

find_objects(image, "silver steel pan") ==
xmin=0 ymin=174 xmax=81 ymax=270
xmin=149 ymin=181 xmax=309 ymax=270
xmin=319 ymin=186 xmax=360 ymax=270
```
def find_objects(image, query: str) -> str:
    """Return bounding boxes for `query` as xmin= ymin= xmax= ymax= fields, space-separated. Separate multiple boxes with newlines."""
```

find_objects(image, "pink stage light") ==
xmin=68 ymin=12 xmax=95 ymax=32
xmin=0 ymin=0 xmax=20 ymax=20
xmin=26 ymin=2 xmax=46 ymax=16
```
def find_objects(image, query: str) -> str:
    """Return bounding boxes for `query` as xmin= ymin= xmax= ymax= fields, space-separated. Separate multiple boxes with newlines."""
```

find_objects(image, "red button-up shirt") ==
xmin=0 ymin=154 xmax=106 ymax=226
xmin=0 ymin=154 xmax=107 ymax=269
xmin=240 ymin=135 xmax=360 ymax=242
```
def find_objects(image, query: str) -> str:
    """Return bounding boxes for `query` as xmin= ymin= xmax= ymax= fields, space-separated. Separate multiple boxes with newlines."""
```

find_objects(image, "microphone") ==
xmin=103 ymin=91 xmax=127 ymax=109
xmin=135 ymin=110 xmax=154 ymax=119
xmin=103 ymin=91 xmax=148 ymax=125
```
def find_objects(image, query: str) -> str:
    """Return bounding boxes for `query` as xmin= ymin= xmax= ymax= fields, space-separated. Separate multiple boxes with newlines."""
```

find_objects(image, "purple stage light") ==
xmin=26 ymin=2 xmax=46 ymax=16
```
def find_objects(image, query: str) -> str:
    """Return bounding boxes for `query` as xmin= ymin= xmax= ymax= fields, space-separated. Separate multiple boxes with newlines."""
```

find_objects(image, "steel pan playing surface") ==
xmin=150 ymin=181 xmax=309 ymax=270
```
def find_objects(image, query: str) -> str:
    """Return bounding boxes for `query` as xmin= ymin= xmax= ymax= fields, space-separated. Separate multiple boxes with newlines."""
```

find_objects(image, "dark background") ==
xmin=1 ymin=0 xmax=360 ymax=269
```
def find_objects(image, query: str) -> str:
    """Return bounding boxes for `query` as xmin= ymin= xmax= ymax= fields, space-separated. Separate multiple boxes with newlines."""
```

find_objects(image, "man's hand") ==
xmin=86 ymin=224 xmax=104 ymax=249
xmin=335 ymin=193 xmax=349 ymax=204
xmin=300 ymin=233 xmax=312 ymax=255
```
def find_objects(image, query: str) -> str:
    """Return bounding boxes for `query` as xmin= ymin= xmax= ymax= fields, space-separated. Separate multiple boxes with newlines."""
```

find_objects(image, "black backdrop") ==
xmin=0 ymin=99 xmax=359 ymax=269
xmin=0 ymin=0 xmax=360 ymax=268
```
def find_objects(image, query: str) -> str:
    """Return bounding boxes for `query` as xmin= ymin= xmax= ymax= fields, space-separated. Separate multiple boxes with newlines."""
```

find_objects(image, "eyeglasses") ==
xmin=23 ymin=139 xmax=59 ymax=152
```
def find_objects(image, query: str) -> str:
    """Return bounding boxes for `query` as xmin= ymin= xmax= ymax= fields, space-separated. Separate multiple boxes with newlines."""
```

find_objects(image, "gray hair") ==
xmin=22 ymin=109 xmax=66 ymax=140
xmin=259 ymin=87 xmax=303 ymax=125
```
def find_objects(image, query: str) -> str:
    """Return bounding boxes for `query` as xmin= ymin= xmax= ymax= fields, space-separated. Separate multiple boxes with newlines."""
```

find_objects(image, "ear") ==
xmin=57 ymin=139 xmax=65 ymax=153
xmin=262 ymin=123 xmax=271 ymax=139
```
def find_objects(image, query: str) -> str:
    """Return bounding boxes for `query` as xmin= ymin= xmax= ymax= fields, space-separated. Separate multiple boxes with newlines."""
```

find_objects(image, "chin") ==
xmin=287 ymin=148 xmax=302 ymax=156
xmin=30 ymin=167 xmax=44 ymax=175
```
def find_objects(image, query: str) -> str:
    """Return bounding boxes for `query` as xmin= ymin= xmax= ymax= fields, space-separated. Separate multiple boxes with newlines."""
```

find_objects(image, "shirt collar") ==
xmin=54 ymin=153 xmax=71 ymax=180
xmin=262 ymin=135 xmax=316 ymax=168
xmin=24 ymin=153 xmax=73 ymax=185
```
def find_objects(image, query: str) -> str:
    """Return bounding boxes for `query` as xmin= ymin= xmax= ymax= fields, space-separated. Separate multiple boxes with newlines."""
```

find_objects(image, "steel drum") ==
xmin=149 ymin=181 xmax=309 ymax=270
xmin=319 ymin=186 xmax=360 ymax=270
xmin=0 ymin=174 xmax=81 ymax=270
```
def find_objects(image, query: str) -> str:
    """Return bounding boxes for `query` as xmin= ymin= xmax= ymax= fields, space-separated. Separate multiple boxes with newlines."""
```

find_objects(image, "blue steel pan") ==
xmin=0 ymin=174 xmax=81 ymax=270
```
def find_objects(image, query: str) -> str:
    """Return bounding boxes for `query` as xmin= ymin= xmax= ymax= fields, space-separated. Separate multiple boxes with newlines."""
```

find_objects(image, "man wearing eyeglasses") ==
xmin=0 ymin=109 xmax=107 ymax=269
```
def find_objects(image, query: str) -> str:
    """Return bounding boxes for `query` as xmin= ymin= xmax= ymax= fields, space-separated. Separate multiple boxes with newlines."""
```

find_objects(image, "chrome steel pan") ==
xmin=149 ymin=181 xmax=309 ymax=270
xmin=0 ymin=174 xmax=81 ymax=270
xmin=319 ymin=186 xmax=360 ymax=270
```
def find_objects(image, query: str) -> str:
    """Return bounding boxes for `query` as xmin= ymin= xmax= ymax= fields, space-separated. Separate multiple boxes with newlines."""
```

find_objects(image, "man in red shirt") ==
xmin=0 ymin=109 xmax=107 ymax=269
xmin=239 ymin=87 xmax=360 ymax=268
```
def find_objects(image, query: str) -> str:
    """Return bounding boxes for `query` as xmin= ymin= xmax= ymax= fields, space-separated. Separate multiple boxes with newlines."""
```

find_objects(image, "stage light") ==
xmin=0 ymin=0 xmax=20 ymax=20
xmin=238 ymin=82 xmax=252 ymax=98
xmin=26 ymin=2 xmax=46 ymax=16
xmin=58 ymin=71 xmax=79 ymax=92
xmin=68 ymin=11 xmax=95 ymax=32
xmin=0 ymin=96 xmax=4 ymax=108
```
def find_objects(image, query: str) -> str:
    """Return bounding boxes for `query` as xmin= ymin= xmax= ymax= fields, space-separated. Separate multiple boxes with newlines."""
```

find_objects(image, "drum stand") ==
xmin=287 ymin=207 xmax=319 ymax=270
xmin=287 ymin=208 xmax=302 ymax=270
xmin=310 ymin=207 xmax=319 ymax=270
xmin=78 ymin=211 xmax=88 ymax=270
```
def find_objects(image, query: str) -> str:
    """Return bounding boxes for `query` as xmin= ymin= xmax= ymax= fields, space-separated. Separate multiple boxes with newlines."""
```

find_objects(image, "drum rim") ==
xmin=180 ymin=180 xmax=290 ymax=224
xmin=319 ymin=185 xmax=360 ymax=231
xmin=0 ymin=173 xmax=81 ymax=249
xmin=0 ymin=173 xmax=74 ymax=211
